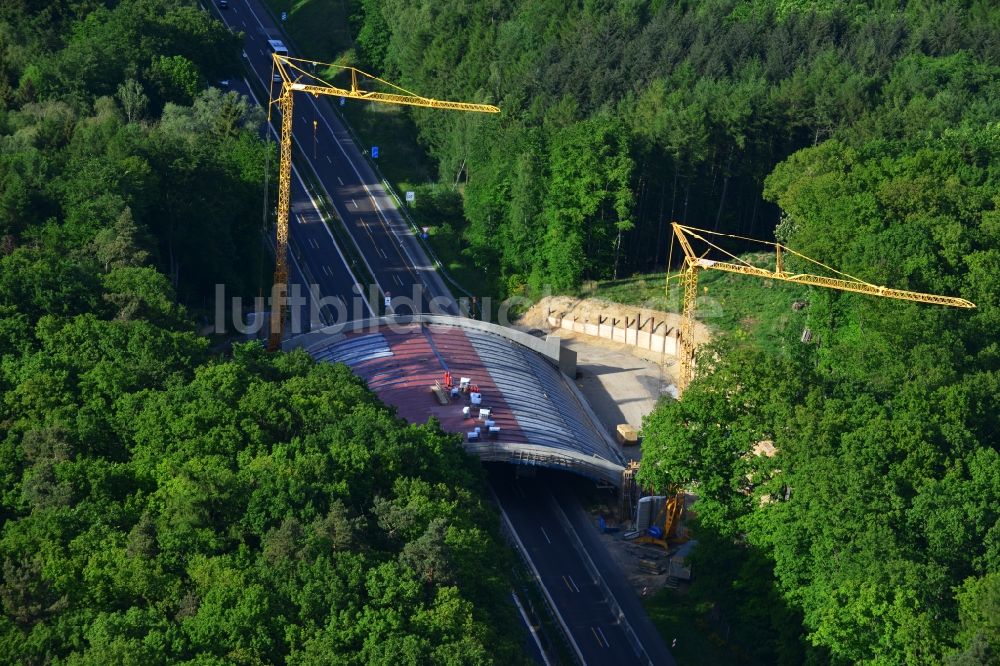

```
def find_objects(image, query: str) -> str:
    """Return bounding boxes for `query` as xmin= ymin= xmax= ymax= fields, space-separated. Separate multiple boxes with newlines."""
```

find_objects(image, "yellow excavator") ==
xmin=634 ymin=491 xmax=686 ymax=551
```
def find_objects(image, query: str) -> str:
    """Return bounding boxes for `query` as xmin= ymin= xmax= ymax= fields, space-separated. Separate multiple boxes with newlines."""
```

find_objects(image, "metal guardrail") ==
xmin=492 ymin=486 xmax=583 ymax=665
xmin=547 ymin=494 xmax=657 ymax=666
xmin=251 ymin=1 xmax=478 ymax=302
xmin=324 ymin=99 xmax=477 ymax=301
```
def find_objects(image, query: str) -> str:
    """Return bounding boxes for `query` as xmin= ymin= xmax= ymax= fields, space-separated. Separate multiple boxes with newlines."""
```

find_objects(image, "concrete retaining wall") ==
xmin=547 ymin=313 xmax=680 ymax=357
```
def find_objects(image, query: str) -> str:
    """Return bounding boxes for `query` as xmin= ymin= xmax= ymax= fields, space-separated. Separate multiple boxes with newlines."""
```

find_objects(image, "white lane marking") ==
xmin=244 ymin=0 xmax=268 ymax=31
xmin=492 ymin=494 xmax=586 ymax=665
xmin=565 ymin=574 xmax=580 ymax=593
xmin=351 ymin=199 xmax=358 ymax=208
xmin=326 ymin=155 xmax=332 ymax=164
xmin=242 ymin=80 xmax=376 ymax=318
xmin=595 ymin=627 xmax=609 ymax=648
xmin=321 ymin=265 xmax=332 ymax=277
xmin=392 ymin=274 xmax=403 ymax=286
xmin=376 ymin=246 xmax=387 ymax=259
xmin=337 ymin=176 xmax=343 ymax=185
xmin=511 ymin=592 xmax=552 ymax=666
xmin=302 ymin=116 xmax=308 ymax=124
xmin=540 ymin=527 xmax=552 ymax=544
xmin=308 ymin=238 xmax=319 ymax=249
xmin=242 ymin=20 xmax=247 ymax=29
xmin=259 ymin=48 xmax=264 ymax=56
xmin=304 ymin=97 xmax=425 ymax=280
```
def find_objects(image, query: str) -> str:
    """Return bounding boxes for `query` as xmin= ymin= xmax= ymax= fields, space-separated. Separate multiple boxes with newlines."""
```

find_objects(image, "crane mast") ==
xmin=266 ymin=56 xmax=499 ymax=351
xmin=671 ymin=222 xmax=975 ymax=391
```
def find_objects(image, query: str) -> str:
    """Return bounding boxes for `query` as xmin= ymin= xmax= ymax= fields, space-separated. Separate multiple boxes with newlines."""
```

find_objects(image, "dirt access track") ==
xmin=514 ymin=295 xmax=712 ymax=441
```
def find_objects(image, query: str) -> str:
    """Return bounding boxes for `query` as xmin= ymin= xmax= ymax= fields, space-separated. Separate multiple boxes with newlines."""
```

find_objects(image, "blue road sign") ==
xmin=371 ymin=146 xmax=379 ymax=158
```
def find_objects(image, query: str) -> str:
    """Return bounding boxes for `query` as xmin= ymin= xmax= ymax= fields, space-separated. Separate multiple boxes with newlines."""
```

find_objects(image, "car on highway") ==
xmin=217 ymin=0 xmax=228 ymax=8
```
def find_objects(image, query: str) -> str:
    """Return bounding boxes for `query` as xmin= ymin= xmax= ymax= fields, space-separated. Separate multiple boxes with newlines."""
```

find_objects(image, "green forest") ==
xmin=341 ymin=0 xmax=1000 ymax=663
xmin=348 ymin=0 xmax=998 ymax=296
xmin=0 ymin=1 xmax=525 ymax=663
xmin=3 ymin=0 xmax=999 ymax=663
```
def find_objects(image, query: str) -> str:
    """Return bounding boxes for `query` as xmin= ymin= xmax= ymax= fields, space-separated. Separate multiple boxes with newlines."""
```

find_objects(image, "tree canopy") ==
xmin=348 ymin=0 xmax=998 ymax=297
xmin=0 ymin=2 xmax=527 ymax=662
xmin=337 ymin=3 xmax=1000 ymax=659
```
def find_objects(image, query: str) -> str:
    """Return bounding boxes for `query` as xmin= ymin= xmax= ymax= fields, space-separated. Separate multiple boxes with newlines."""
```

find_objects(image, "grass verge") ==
xmin=259 ymin=0 xmax=354 ymax=57
xmin=339 ymin=102 xmax=437 ymax=186
xmin=256 ymin=1 xmax=485 ymax=302
xmin=643 ymin=587 xmax=744 ymax=665
xmin=579 ymin=254 xmax=814 ymax=349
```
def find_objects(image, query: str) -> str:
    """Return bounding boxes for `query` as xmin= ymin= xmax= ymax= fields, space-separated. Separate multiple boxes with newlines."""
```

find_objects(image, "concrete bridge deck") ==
xmin=288 ymin=316 xmax=627 ymax=484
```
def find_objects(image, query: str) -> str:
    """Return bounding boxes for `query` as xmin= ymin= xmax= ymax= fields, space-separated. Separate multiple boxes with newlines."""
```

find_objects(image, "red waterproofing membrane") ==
xmin=350 ymin=324 xmax=526 ymax=442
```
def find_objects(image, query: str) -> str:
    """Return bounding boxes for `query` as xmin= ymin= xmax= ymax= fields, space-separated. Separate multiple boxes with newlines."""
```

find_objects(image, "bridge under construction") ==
xmin=288 ymin=315 xmax=627 ymax=485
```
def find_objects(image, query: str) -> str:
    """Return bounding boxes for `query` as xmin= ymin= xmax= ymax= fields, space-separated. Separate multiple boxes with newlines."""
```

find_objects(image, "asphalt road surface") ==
xmin=213 ymin=6 xmax=673 ymax=664
xmin=231 ymin=75 xmax=371 ymax=333
xmin=490 ymin=466 xmax=675 ymax=665
xmin=216 ymin=0 xmax=458 ymax=318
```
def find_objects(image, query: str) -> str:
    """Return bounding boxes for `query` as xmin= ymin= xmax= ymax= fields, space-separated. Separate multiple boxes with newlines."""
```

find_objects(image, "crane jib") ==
xmin=670 ymin=222 xmax=975 ymax=391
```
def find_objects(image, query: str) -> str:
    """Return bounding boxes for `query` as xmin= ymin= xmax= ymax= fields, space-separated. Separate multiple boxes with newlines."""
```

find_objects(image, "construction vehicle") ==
xmin=265 ymin=56 xmax=499 ymax=351
xmin=668 ymin=222 xmax=976 ymax=390
xmin=634 ymin=491 xmax=686 ymax=552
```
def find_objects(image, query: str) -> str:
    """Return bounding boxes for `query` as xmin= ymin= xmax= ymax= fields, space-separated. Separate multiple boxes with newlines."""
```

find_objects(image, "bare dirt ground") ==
xmin=518 ymin=295 xmax=713 ymax=346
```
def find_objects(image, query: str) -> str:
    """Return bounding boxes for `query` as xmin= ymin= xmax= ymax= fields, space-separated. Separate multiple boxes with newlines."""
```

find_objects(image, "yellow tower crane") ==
xmin=670 ymin=222 xmax=976 ymax=391
xmin=265 ymin=55 xmax=500 ymax=351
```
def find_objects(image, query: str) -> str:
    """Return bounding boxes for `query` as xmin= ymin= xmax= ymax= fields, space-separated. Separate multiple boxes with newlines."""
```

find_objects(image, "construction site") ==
xmin=261 ymin=34 xmax=978 ymax=663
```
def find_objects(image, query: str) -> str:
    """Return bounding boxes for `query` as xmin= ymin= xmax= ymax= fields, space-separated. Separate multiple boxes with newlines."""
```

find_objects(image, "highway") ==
xmin=212 ymin=3 xmax=674 ymax=663
xmin=233 ymin=76 xmax=372 ymax=332
xmin=216 ymin=0 xmax=457 ymax=318
xmin=491 ymin=466 xmax=675 ymax=665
